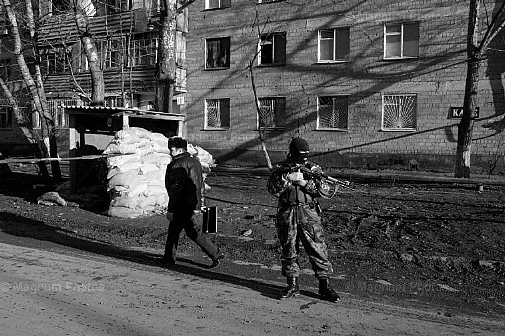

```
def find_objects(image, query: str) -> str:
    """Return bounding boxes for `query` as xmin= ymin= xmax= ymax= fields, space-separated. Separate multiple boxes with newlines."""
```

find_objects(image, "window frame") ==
xmin=40 ymin=47 xmax=72 ymax=75
xmin=205 ymin=37 xmax=231 ymax=70
xmin=0 ymin=105 xmax=12 ymax=129
xmin=257 ymin=96 xmax=286 ymax=130
xmin=128 ymin=33 xmax=158 ymax=67
xmin=204 ymin=98 xmax=231 ymax=130
xmin=205 ymin=0 xmax=231 ymax=10
xmin=383 ymin=22 xmax=420 ymax=60
xmin=258 ymin=32 xmax=286 ymax=66
xmin=381 ymin=93 xmax=418 ymax=131
xmin=316 ymin=95 xmax=349 ymax=131
xmin=317 ymin=27 xmax=350 ymax=63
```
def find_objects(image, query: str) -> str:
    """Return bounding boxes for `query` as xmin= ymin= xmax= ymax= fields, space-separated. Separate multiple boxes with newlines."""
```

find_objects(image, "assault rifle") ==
xmin=287 ymin=164 xmax=354 ymax=191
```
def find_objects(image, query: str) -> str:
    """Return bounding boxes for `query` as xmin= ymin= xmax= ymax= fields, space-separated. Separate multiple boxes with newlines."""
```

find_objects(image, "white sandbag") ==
xmin=107 ymin=205 xmax=144 ymax=218
xmin=103 ymin=142 xmax=138 ymax=155
xmin=111 ymin=196 xmax=149 ymax=209
xmin=187 ymin=143 xmax=198 ymax=156
xmin=114 ymin=131 xmax=141 ymax=144
xmin=139 ymin=163 xmax=159 ymax=175
xmin=107 ymin=170 xmax=143 ymax=189
xmin=107 ymin=154 xmax=141 ymax=168
xmin=126 ymin=181 xmax=149 ymax=197
xmin=141 ymin=153 xmax=172 ymax=165
xmin=144 ymin=185 xmax=166 ymax=197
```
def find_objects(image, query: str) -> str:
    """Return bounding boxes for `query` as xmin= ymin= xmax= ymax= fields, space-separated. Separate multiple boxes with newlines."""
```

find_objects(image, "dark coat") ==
xmin=165 ymin=152 xmax=203 ymax=213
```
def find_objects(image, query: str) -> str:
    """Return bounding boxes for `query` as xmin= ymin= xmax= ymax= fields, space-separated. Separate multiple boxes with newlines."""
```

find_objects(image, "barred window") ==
xmin=317 ymin=96 xmax=348 ymax=130
xmin=129 ymin=34 xmax=158 ymax=66
xmin=206 ymin=37 xmax=230 ymax=69
xmin=205 ymin=0 xmax=231 ymax=9
xmin=0 ymin=105 xmax=12 ymax=128
xmin=259 ymin=32 xmax=286 ymax=66
xmin=40 ymin=47 xmax=72 ymax=74
xmin=382 ymin=94 xmax=417 ymax=131
xmin=318 ymin=27 xmax=350 ymax=62
xmin=96 ymin=38 xmax=124 ymax=69
xmin=384 ymin=22 xmax=419 ymax=59
xmin=258 ymin=97 xmax=286 ymax=129
xmin=205 ymin=98 xmax=230 ymax=129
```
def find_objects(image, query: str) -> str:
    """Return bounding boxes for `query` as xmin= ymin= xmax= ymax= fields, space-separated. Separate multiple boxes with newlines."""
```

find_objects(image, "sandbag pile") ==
xmin=103 ymin=127 xmax=215 ymax=218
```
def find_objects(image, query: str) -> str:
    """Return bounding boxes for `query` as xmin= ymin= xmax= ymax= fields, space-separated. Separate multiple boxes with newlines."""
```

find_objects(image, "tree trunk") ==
xmin=2 ymin=0 xmax=55 ymax=179
xmin=75 ymin=8 xmax=105 ymax=106
xmin=155 ymin=0 xmax=177 ymax=113
xmin=454 ymin=0 xmax=481 ymax=178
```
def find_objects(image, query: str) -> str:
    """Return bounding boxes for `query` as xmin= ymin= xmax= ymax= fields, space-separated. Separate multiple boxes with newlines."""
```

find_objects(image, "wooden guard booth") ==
xmin=66 ymin=106 xmax=185 ymax=191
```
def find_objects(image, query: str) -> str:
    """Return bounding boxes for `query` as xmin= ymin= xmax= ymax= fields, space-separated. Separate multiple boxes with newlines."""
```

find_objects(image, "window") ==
xmin=96 ymin=38 xmax=124 ymax=69
xmin=317 ymin=96 xmax=348 ymax=130
xmin=129 ymin=33 xmax=158 ymax=67
xmin=318 ymin=27 xmax=350 ymax=62
xmin=205 ymin=0 xmax=231 ymax=10
xmin=52 ymin=0 xmax=72 ymax=14
xmin=206 ymin=37 xmax=230 ymax=69
xmin=205 ymin=99 xmax=230 ymax=129
xmin=382 ymin=94 xmax=417 ymax=131
xmin=384 ymin=22 xmax=419 ymax=59
xmin=40 ymin=47 xmax=72 ymax=74
xmin=258 ymin=97 xmax=286 ymax=129
xmin=0 ymin=106 xmax=12 ymax=128
xmin=258 ymin=32 xmax=286 ymax=66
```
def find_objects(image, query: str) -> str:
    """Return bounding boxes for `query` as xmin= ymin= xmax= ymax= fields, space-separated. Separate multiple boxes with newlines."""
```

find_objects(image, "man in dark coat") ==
xmin=267 ymin=137 xmax=340 ymax=302
xmin=163 ymin=137 xmax=224 ymax=268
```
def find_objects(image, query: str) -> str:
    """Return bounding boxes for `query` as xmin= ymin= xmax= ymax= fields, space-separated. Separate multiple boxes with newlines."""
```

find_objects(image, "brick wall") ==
xmin=183 ymin=0 xmax=505 ymax=173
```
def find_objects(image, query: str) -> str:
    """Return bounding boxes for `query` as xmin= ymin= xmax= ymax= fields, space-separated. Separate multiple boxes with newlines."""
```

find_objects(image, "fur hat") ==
xmin=167 ymin=136 xmax=188 ymax=150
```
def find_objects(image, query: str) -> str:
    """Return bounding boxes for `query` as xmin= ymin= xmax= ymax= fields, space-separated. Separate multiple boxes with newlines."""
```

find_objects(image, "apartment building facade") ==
xmin=0 ymin=0 xmax=188 ymax=157
xmin=183 ymin=0 xmax=505 ymax=172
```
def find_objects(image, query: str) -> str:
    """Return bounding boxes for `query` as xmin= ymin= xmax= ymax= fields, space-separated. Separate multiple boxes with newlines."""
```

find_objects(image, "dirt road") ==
xmin=1 ymin=241 xmax=504 ymax=336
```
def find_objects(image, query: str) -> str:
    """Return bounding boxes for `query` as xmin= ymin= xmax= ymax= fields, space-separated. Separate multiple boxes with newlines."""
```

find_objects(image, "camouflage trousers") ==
xmin=275 ymin=204 xmax=333 ymax=279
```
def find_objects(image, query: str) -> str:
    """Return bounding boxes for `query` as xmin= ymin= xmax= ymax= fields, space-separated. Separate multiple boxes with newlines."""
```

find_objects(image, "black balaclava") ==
xmin=288 ymin=138 xmax=310 ymax=163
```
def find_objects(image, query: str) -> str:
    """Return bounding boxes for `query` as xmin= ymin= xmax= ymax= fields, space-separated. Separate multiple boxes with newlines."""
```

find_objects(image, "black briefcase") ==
xmin=202 ymin=206 xmax=218 ymax=233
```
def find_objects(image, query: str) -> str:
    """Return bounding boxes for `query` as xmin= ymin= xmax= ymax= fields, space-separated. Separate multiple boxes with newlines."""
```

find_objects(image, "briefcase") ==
xmin=202 ymin=206 xmax=218 ymax=233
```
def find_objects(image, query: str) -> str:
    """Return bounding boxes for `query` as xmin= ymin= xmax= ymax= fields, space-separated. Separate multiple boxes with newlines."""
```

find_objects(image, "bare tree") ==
xmin=455 ymin=0 xmax=505 ymax=178
xmin=73 ymin=0 xmax=105 ymax=106
xmin=1 ymin=0 xmax=61 ymax=180
xmin=155 ymin=0 xmax=178 ymax=113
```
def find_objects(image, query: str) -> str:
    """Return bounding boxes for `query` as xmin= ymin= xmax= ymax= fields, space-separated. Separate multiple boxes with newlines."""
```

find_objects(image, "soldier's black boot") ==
xmin=278 ymin=276 xmax=300 ymax=300
xmin=318 ymin=278 xmax=340 ymax=302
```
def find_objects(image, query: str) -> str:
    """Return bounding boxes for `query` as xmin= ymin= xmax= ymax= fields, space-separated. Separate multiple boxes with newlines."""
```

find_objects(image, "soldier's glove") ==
xmin=287 ymin=171 xmax=307 ymax=187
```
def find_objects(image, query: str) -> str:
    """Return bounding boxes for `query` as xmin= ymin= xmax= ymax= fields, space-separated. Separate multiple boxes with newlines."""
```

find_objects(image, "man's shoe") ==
xmin=318 ymin=278 xmax=340 ymax=302
xmin=159 ymin=256 xmax=176 ymax=267
xmin=278 ymin=277 xmax=300 ymax=300
xmin=209 ymin=252 xmax=225 ymax=268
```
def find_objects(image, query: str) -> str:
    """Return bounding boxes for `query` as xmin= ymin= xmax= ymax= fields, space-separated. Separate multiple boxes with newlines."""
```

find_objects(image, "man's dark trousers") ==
xmin=164 ymin=210 xmax=220 ymax=262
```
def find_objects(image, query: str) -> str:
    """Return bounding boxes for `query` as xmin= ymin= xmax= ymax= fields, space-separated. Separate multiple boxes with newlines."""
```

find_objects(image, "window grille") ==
xmin=258 ymin=97 xmax=286 ymax=129
xmin=382 ymin=94 xmax=417 ymax=130
xmin=259 ymin=32 xmax=286 ymax=65
xmin=318 ymin=27 xmax=350 ymax=62
xmin=206 ymin=37 xmax=230 ymax=69
xmin=205 ymin=0 xmax=231 ymax=9
xmin=205 ymin=98 xmax=230 ymax=129
xmin=384 ymin=22 xmax=419 ymax=59
xmin=40 ymin=47 xmax=72 ymax=74
xmin=317 ymin=96 xmax=348 ymax=130
xmin=130 ymin=34 xmax=158 ymax=66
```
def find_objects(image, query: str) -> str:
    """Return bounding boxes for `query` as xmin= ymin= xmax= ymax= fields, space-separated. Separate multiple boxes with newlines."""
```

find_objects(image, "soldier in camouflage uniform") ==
xmin=267 ymin=138 xmax=340 ymax=302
